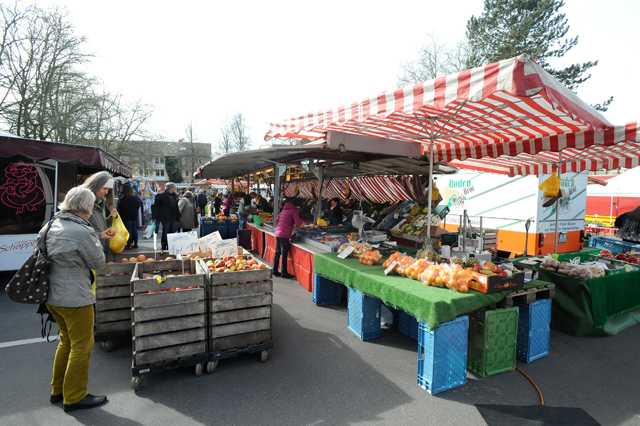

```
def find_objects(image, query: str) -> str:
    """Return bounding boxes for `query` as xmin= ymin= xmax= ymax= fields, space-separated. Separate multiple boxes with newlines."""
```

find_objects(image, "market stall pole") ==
xmin=554 ymin=152 xmax=562 ymax=253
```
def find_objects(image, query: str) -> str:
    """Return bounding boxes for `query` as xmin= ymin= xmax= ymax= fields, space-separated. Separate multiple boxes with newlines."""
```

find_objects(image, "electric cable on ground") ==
xmin=516 ymin=367 xmax=544 ymax=405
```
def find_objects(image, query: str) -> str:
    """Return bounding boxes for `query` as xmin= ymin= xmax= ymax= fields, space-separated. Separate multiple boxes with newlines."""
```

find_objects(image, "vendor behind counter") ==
xmin=615 ymin=206 xmax=640 ymax=243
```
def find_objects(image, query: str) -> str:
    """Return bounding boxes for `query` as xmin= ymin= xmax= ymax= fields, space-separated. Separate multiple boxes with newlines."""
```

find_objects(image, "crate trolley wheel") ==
xmin=206 ymin=360 xmax=218 ymax=374
xmin=261 ymin=350 xmax=269 ymax=362
xmin=100 ymin=341 xmax=114 ymax=352
xmin=130 ymin=375 xmax=143 ymax=391
xmin=195 ymin=363 xmax=204 ymax=376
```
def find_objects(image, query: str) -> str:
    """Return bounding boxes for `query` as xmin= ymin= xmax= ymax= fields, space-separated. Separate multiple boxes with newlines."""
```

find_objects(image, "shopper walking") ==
xmin=197 ymin=189 xmax=207 ymax=214
xmin=117 ymin=184 xmax=142 ymax=249
xmin=79 ymin=171 xmax=117 ymax=253
xmin=214 ymin=193 xmax=222 ymax=215
xmin=43 ymin=187 xmax=111 ymax=412
xmin=223 ymin=193 xmax=235 ymax=217
xmin=237 ymin=194 xmax=252 ymax=230
xmin=152 ymin=182 xmax=181 ymax=251
xmin=273 ymin=198 xmax=303 ymax=279
xmin=178 ymin=191 xmax=197 ymax=232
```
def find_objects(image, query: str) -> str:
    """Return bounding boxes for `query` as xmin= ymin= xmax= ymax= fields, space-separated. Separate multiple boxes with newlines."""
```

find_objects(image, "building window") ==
xmin=155 ymin=169 xmax=165 ymax=178
xmin=183 ymin=170 xmax=190 ymax=178
xmin=155 ymin=157 xmax=165 ymax=165
xmin=196 ymin=158 xmax=204 ymax=165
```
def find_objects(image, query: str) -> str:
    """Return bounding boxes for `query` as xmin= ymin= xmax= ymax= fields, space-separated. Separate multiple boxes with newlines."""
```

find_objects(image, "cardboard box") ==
xmin=470 ymin=271 xmax=525 ymax=294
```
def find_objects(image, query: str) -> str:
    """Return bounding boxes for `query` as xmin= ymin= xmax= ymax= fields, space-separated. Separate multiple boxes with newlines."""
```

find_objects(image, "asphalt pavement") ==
xmin=1 ymin=229 xmax=639 ymax=426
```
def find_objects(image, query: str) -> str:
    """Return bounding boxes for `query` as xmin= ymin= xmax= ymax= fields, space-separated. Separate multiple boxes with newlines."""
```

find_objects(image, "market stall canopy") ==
xmin=587 ymin=166 xmax=640 ymax=197
xmin=0 ymin=136 xmax=132 ymax=177
xmin=195 ymin=141 xmax=457 ymax=181
xmin=265 ymin=54 xmax=620 ymax=164
xmin=448 ymin=122 xmax=640 ymax=177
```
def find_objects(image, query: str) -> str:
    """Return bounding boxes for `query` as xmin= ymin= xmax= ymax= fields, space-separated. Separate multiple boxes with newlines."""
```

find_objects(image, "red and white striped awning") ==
xmin=283 ymin=175 xmax=435 ymax=203
xmin=450 ymin=123 xmax=640 ymax=176
xmin=266 ymin=54 xmax=619 ymax=163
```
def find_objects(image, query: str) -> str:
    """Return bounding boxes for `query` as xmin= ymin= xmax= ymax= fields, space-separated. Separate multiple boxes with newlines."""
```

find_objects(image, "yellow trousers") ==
xmin=45 ymin=304 xmax=95 ymax=405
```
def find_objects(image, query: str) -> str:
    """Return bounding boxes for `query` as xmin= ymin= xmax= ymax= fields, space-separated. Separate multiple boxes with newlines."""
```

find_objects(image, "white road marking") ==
xmin=0 ymin=337 xmax=50 ymax=348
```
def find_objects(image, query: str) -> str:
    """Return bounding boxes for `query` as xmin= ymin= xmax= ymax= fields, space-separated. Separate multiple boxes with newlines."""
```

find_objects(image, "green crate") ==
xmin=441 ymin=234 xmax=458 ymax=247
xmin=468 ymin=307 xmax=519 ymax=377
xmin=556 ymin=252 xmax=597 ymax=263
xmin=378 ymin=242 xmax=418 ymax=257
xmin=433 ymin=205 xmax=450 ymax=219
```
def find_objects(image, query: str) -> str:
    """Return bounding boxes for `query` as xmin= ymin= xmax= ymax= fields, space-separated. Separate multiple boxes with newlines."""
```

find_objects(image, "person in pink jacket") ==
xmin=274 ymin=198 xmax=303 ymax=278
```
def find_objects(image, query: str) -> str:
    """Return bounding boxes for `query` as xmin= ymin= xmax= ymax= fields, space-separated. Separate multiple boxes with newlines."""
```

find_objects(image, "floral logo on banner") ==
xmin=0 ymin=162 xmax=45 ymax=214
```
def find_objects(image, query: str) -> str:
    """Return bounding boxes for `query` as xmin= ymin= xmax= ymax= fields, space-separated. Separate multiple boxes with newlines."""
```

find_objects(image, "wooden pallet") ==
xmin=496 ymin=284 xmax=555 ymax=309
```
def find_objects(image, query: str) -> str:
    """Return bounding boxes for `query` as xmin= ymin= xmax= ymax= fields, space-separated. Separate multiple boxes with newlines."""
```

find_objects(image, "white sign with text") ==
xmin=209 ymin=238 xmax=239 ymax=258
xmin=198 ymin=231 xmax=222 ymax=253
xmin=167 ymin=231 xmax=200 ymax=255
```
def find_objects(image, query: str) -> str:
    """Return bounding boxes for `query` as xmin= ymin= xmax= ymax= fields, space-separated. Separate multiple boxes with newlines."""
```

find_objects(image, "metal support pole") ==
xmin=53 ymin=161 xmax=59 ymax=219
xmin=426 ymin=117 xmax=435 ymax=239
xmin=554 ymin=152 xmax=562 ymax=253
xmin=272 ymin=164 xmax=286 ymax=227
xmin=313 ymin=162 xmax=324 ymax=224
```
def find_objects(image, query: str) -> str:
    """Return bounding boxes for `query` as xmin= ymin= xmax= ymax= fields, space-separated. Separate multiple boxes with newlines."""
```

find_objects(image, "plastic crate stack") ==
xmin=515 ymin=298 xmax=551 ymax=362
xmin=468 ymin=307 xmax=519 ymax=377
xmin=397 ymin=311 xmax=419 ymax=340
xmin=347 ymin=287 xmax=381 ymax=340
xmin=417 ymin=316 xmax=469 ymax=395
xmin=588 ymin=236 xmax=640 ymax=253
xmin=312 ymin=274 xmax=342 ymax=306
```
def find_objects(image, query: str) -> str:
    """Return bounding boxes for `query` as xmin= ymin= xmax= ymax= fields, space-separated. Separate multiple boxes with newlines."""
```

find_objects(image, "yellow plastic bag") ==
xmin=109 ymin=213 xmax=129 ymax=254
xmin=539 ymin=171 xmax=561 ymax=197
xmin=317 ymin=218 xmax=328 ymax=226
xmin=431 ymin=181 xmax=440 ymax=200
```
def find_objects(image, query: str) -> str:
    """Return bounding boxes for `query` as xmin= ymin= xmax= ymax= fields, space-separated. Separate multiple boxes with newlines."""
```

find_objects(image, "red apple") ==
xmin=214 ymin=260 xmax=225 ymax=268
xmin=247 ymin=259 xmax=258 ymax=266
xmin=499 ymin=271 xmax=508 ymax=279
xmin=106 ymin=227 xmax=116 ymax=237
xmin=473 ymin=264 xmax=483 ymax=272
xmin=215 ymin=267 xmax=225 ymax=273
xmin=243 ymin=265 xmax=251 ymax=270
xmin=258 ymin=264 xmax=267 ymax=270
xmin=490 ymin=265 xmax=502 ymax=274
xmin=234 ymin=255 xmax=244 ymax=261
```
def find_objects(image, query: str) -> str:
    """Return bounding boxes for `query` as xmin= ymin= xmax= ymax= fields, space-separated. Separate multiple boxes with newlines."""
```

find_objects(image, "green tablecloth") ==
xmin=314 ymin=252 xmax=546 ymax=330
xmin=514 ymin=256 xmax=640 ymax=336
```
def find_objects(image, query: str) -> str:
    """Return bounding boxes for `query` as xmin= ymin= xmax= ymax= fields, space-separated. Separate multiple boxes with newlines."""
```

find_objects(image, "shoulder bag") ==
xmin=5 ymin=218 xmax=56 ymax=304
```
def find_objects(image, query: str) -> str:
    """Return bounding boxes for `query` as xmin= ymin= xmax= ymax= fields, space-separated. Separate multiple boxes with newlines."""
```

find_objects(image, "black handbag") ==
xmin=5 ymin=218 xmax=56 ymax=304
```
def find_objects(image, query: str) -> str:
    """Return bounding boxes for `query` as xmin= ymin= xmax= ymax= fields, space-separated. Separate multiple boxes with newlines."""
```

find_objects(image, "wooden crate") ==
xmin=197 ymin=259 xmax=273 ymax=353
xmin=131 ymin=261 xmax=207 ymax=367
xmin=94 ymin=262 xmax=137 ymax=336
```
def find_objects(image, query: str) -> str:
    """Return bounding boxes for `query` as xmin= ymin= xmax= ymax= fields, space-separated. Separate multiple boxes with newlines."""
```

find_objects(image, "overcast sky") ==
xmin=30 ymin=0 xmax=640 ymax=150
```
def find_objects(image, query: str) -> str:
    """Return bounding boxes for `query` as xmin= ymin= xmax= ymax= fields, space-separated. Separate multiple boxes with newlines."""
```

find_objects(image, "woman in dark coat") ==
xmin=117 ymin=184 xmax=142 ymax=249
xmin=214 ymin=193 xmax=222 ymax=215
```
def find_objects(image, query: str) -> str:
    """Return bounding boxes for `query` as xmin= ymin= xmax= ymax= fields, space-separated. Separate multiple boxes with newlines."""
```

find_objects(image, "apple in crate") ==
xmin=215 ymin=267 xmax=225 ymax=273
xmin=214 ymin=260 xmax=225 ymax=268
xmin=247 ymin=259 xmax=258 ymax=266
xmin=499 ymin=270 xmax=509 ymax=279
xmin=490 ymin=264 xmax=502 ymax=274
xmin=258 ymin=264 xmax=267 ymax=270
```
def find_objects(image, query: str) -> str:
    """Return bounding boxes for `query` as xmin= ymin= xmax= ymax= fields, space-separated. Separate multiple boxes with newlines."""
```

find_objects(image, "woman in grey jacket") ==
xmin=43 ymin=187 xmax=112 ymax=412
xmin=80 ymin=171 xmax=117 ymax=252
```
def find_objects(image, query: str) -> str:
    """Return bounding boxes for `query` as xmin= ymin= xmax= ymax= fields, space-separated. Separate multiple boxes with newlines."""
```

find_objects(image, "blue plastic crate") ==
xmin=348 ymin=287 xmax=381 ymax=340
xmin=588 ymin=236 xmax=640 ymax=254
xmin=417 ymin=316 xmax=469 ymax=395
xmin=398 ymin=311 xmax=419 ymax=340
xmin=313 ymin=274 xmax=342 ymax=306
xmin=215 ymin=224 xmax=229 ymax=239
xmin=515 ymin=299 xmax=551 ymax=363
xmin=200 ymin=218 xmax=218 ymax=238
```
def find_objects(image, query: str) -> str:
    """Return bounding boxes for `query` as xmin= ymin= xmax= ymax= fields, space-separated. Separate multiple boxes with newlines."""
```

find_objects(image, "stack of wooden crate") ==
xmin=129 ymin=259 xmax=208 ymax=390
xmin=197 ymin=257 xmax=273 ymax=368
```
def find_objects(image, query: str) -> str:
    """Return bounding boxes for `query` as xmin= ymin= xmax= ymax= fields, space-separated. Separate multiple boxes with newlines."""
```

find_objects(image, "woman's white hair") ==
xmin=58 ymin=187 xmax=95 ymax=215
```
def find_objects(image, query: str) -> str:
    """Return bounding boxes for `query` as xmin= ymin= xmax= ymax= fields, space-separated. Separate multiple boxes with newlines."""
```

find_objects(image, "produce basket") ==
xmin=378 ymin=242 xmax=418 ymax=257
xmin=319 ymin=225 xmax=351 ymax=234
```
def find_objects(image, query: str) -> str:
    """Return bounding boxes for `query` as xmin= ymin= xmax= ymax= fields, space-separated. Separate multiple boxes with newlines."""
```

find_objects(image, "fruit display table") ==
xmin=513 ymin=254 xmax=640 ymax=336
xmin=313 ymin=252 xmax=548 ymax=330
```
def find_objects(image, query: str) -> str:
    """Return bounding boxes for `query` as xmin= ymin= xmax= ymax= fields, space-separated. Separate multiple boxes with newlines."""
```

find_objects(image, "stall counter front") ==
xmin=248 ymin=223 xmax=327 ymax=293
xmin=314 ymin=252 xmax=547 ymax=330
